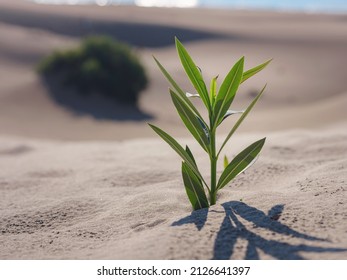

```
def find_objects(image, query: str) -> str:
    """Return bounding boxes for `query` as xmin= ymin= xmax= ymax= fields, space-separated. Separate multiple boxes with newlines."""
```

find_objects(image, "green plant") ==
xmin=38 ymin=36 xmax=148 ymax=105
xmin=149 ymin=38 xmax=271 ymax=210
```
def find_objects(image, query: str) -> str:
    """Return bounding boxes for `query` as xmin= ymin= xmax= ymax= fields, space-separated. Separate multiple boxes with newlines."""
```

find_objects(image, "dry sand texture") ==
xmin=0 ymin=0 xmax=346 ymax=259
xmin=0 ymin=128 xmax=347 ymax=259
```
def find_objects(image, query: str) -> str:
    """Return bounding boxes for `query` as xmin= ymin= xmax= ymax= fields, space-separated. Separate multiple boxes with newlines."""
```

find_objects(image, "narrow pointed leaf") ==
xmin=218 ymin=84 xmax=267 ymax=156
xmin=153 ymin=56 xmax=203 ymax=120
xmin=220 ymin=109 xmax=245 ymax=124
xmin=185 ymin=145 xmax=197 ymax=165
xmin=170 ymin=89 xmax=210 ymax=152
xmin=148 ymin=124 xmax=204 ymax=182
xmin=242 ymin=59 xmax=272 ymax=84
xmin=185 ymin=146 xmax=211 ymax=194
xmin=182 ymin=162 xmax=209 ymax=210
xmin=217 ymin=138 xmax=266 ymax=190
xmin=240 ymin=155 xmax=259 ymax=174
xmin=214 ymin=57 xmax=244 ymax=127
xmin=175 ymin=37 xmax=211 ymax=112
xmin=224 ymin=155 xmax=229 ymax=169
xmin=197 ymin=117 xmax=210 ymax=142
xmin=210 ymin=75 xmax=218 ymax=104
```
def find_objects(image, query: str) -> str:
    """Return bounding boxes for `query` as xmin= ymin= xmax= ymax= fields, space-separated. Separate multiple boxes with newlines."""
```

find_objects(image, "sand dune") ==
xmin=0 ymin=0 xmax=346 ymax=259
xmin=0 ymin=0 xmax=347 ymax=140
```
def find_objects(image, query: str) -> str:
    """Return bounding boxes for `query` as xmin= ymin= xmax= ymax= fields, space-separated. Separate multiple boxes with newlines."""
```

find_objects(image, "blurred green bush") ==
xmin=38 ymin=36 xmax=148 ymax=105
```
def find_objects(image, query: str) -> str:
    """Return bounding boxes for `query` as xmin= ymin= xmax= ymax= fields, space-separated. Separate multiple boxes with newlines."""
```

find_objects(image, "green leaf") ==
xmin=185 ymin=145 xmax=211 ymax=194
xmin=219 ymin=109 xmax=245 ymax=125
xmin=148 ymin=124 xmax=205 ymax=184
xmin=185 ymin=145 xmax=197 ymax=165
xmin=217 ymin=138 xmax=266 ymax=190
xmin=210 ymin=75 xmax=218 ymax=105
xmin=214 ymin=57 xmax=244 ymax=127
xmin=224 ymin=155 xmax=229 ymax=169
xmin=197 ymin=117 xmax=210 ymax=142
xmin=242 ymin=59 xmax=272 ymax=84
xmin=153 ymin=56 xmax=203 ymax=120
xmin=240 ymin=155 xmax=259 ymax=174
xmin=175 ymin=37 xmax=211 ymax=112
xmin=182 ymin=162 xmax=209 ymax=210
xmin=170 ymin=89 xmax=210 ymax=152
xmin=218 ymin=84 xmax=267 ymax=157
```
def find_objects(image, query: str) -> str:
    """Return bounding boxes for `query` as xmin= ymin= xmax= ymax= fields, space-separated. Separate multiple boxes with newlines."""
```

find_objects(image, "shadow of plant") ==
xmin=172 ymin=207 xmax=209 ymax=231
xmin=172 ymin=201 xmax=347 ymax=260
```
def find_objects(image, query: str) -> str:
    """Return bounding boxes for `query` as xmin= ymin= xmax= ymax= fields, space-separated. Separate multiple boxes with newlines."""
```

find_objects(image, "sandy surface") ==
xmin=0 ymin=0 xmax=346 ymax=259
xmin=1 ymin=126 xmax=347 ymax=259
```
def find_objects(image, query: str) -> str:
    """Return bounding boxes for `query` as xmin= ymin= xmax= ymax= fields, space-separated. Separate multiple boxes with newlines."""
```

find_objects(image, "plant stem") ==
xmin=210 ymin=127 xmax=217 ymax=205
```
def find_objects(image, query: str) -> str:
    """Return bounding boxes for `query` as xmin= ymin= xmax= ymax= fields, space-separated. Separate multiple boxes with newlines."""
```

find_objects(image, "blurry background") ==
xmin=0 ymin=0 xmax=346 ymax=141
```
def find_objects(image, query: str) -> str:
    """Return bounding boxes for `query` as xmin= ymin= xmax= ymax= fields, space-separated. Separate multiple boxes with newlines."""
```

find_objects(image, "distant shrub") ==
xmin=38 ymin=36 xmax=148 ymax=105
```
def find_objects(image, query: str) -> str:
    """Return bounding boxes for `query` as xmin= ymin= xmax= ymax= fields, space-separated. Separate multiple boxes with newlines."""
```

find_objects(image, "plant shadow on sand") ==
xmin=41 ymin=78 xmax=153 ymax=121
xmin=172 ymin=201 xmax=347 ymax=259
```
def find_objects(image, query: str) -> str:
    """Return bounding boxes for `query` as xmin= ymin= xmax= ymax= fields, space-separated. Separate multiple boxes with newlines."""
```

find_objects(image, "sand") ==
xmin=1 ymin=127 xmax=347 ymax=259
xmin=0 ymin=0 xmax=346 ymax=259
xmin=1 ymin=0 xmax=347 ymax=140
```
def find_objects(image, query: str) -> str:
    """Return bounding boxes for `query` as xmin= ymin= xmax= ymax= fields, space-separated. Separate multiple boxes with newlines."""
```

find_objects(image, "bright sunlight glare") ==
xmin=135 ymin=0 xmax=198 ymax=8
